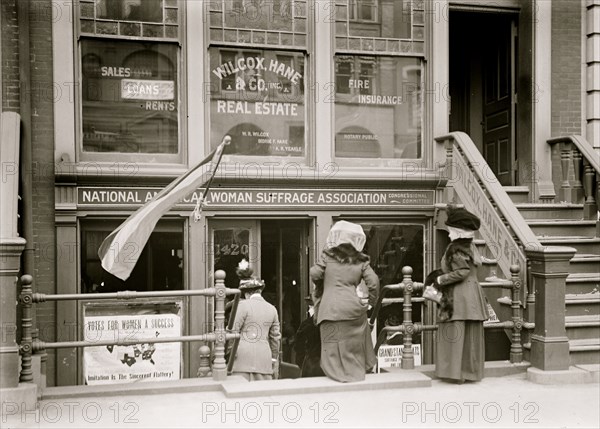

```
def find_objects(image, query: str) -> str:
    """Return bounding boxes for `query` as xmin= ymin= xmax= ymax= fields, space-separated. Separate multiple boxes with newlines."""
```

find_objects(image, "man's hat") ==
xmin=445 ymin=207 xmax=481 ymax=231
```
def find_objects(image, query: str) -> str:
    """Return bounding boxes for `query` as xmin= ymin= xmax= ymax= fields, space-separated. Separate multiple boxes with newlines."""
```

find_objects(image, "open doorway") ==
xmin=449 ymin=11 xmax=518 ymax=185
xmin=209 ymin=218 xmax=310 ymax=376
xmin=260 ymin=220 xmax=309 ymax=369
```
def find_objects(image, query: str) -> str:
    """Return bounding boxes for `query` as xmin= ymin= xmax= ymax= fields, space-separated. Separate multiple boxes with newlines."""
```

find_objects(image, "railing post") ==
xmin=401 ymin=267 xmax=415 ymax=370
xmin=197 ymin=344 xmax=212 ymax=377
xmin=583 ymin=163 xmax=598 ymax=219
xmin=572 ymin=150 xmax=584 ymax=201
xmin=509 ymin=265 xmax=523 ymax=363
xmin=212 ymin=270 xmax=227 ymax=381
xmin=19 ymin=274 xmax=34 ymax=382
xmin=442 ymin=138 xmax=456 ymax=203
xmin=525 ymin=247 xmax=575 ymax=370
xmin=560 ymin=143 xmax=574 ymax=202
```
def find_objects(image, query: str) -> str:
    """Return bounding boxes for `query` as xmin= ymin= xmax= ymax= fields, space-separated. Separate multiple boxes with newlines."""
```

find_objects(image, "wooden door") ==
xmin=482 ymin=17 xmax=516 ymax=185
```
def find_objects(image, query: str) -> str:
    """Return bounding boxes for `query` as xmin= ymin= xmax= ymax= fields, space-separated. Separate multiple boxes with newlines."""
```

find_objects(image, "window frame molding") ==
xmin=69 ymin=0 xmax=188 ymax=170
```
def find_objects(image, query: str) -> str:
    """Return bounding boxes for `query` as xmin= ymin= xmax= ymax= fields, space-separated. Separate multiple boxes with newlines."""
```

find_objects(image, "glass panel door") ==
xmin=208 ymin=220 xmax=260 ymax=290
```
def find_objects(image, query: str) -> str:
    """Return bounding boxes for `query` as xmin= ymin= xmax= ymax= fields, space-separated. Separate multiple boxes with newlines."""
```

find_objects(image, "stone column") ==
xmin=526 ymin=246 xmax=576 ymax=371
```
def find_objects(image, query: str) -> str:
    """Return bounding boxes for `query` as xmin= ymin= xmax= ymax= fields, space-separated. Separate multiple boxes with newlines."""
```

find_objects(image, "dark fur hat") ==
xmin=445 ymin=207 xmax=481 ymax=231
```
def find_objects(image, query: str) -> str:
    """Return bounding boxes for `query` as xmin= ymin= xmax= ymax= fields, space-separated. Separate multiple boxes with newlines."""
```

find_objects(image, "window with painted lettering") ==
xmin=209 ymin=47 xmax=305 ymax=157
xmin=81 ymin=39 xmax=179 ymax=154
xmin=335 ymin=55 xmax=422 ymax=159
xmin=81 ymin=220 xmax=184 ymax=293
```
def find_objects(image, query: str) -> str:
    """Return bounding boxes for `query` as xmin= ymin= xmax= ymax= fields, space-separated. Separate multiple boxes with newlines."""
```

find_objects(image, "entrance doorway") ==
xmin=449 ymin=11 xmax=518 ymax=185
xmin=208 ymin=218 xmax=310 ymax=374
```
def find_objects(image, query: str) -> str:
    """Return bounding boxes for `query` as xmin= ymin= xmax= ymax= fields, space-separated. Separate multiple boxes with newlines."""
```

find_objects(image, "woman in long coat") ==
xmin=230 ymin=260 xmax=281 ymax=381
xmin=432 ymin=207 xmax=488 ymax=383
xmin=310 ymin=221 xmax=379 ymax=382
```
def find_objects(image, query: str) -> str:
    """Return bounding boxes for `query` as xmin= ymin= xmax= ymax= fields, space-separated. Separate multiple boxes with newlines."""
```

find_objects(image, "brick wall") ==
xmin=1 ymin=0 xmax=20 ymax=112
xmin=29 ymin=0 xmax=57 ymax=386
xmin=4 ymin=0 xmax=58 ymax=385
xmin=551 ymin=0 xmax=582 ymax=136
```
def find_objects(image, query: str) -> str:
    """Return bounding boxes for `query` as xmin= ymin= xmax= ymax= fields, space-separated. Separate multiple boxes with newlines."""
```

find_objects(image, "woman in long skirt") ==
xmin=431 ymin=207 xmax=488 ymax=383
xmin=310 ymin=221 xmax=379 ymax=382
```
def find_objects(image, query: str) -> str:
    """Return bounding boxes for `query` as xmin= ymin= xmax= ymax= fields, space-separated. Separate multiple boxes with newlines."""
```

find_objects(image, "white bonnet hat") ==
xmin=326 ymin=221 xmax=366 ymax=251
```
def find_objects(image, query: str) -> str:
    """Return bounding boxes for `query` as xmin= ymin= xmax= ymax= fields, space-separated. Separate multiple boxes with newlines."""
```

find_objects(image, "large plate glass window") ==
xmin=334 ymin=0 xmax=425 ymax=161
xmin=81 ymin=219 xmax=184 ymax=293
xmin=77 ymin=0 xmax=180 ymax=161
xmin=335 ymin=55 xmax=422 ymax=158
xmin=355 ymin=221 xmax=425 ymax=352
xmin=81 ymin=39 xmax=179 ymax=154
xmin=209 ymin=48 xmax=305 ymax=156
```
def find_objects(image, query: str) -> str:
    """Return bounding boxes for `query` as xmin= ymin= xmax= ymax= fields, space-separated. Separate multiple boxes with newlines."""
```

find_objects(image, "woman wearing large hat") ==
xmin=431 ymin=207 xmax=488 ymax=383
xmin=229 ymin=260 xmax=281 ymax=381
xmin=310 ymin=221 xmax=379 ymax=382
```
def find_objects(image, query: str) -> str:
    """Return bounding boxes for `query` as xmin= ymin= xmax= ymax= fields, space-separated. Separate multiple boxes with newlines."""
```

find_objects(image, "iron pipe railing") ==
xmin=370 ymin=265 xmax=534 ymax=370
xmin=18 ymin=270 xmax=240 ymax=383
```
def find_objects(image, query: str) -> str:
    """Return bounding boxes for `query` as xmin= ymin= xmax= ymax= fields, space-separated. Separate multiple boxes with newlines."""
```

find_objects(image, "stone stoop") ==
xmin=221 ymin=371 xmax=431 ymax=398
xmin=40 ymin=372 xmax=432 ymax=401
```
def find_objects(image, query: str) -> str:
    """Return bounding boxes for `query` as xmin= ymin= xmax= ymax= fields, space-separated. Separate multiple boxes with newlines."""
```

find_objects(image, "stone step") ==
xmin=569 ymin=339 xmax=600 ymax=365
xmin=504 ymin=186 xmax=530 ymax=204
xmin=570 ymin=254 xmax=600 ymax=274
xmin=565 ymin=293 xmax=600 ymax=317
xmin=537 ymin=237 xmax=600 ymax=254
xmin=528 ymin=220 xmax=597 ymax=237
xmin=566 ymin=273 xmax=600 ymax=295
xmin=565 ymin=315 xmax=600 ymax=340
xmin=516 ymin=203 xmax=584 ymax=220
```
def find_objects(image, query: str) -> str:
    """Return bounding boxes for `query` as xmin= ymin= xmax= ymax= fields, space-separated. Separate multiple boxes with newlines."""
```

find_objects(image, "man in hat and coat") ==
xmin=230 ymin=260 xmax=281 ymax=381
xmin=429 ymin=206 xmax=488 ymax=383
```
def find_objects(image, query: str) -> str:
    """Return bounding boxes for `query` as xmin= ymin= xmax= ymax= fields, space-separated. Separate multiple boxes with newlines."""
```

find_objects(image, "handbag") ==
xmin=423 ymin=284 xmax=442 ymax=304
xmin=423 ymin=268 xmax=444 ymax=304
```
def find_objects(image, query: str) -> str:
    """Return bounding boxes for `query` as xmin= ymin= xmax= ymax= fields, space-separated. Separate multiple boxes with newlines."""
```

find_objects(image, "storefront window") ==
xmin=81 ymin=39 xmax=179 ymax=154
xmin=335 ymin=55 xmax=422 ymax=159
xmin=209 ymin=47 xmax=305 ymax=157
xmin=356 ymin=222 xmax=424 ymax=340
xmin=81 ymin=220 xmax=184 ymax=293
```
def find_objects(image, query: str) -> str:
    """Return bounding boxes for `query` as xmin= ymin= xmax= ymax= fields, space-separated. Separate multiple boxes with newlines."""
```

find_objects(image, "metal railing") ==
xmin=18 ymin=270 xmax=239 ymax=383
xmin=370 ymin=266 xmax=534 ymax=370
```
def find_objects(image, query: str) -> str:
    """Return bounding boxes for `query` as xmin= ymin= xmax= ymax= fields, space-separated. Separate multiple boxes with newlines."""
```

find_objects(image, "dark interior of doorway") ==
xmin=449 ymin=10 xmax=516 ymax=186
xmin=260 ymin=220 xmax=307 ymax=375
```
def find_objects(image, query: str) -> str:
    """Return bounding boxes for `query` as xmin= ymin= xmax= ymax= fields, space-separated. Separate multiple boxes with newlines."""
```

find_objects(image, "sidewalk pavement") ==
xmin=2 ymin=370 xmax=599 ymax=429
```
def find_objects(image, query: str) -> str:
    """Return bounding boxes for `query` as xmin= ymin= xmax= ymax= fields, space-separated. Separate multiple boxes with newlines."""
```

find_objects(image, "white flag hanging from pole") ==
xmin=98 ymin=136 xmax=230 ymax=281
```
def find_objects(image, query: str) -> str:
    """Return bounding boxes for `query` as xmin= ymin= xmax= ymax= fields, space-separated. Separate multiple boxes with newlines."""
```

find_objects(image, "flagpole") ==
xmin=193 ymin=135 xmax=231 ymax=221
